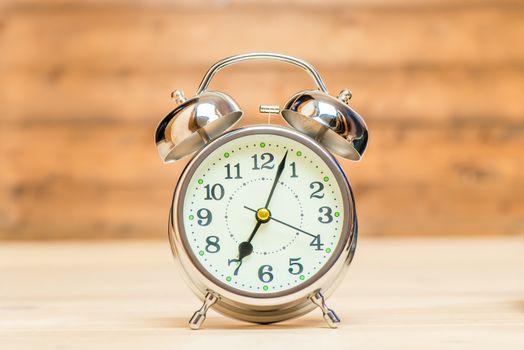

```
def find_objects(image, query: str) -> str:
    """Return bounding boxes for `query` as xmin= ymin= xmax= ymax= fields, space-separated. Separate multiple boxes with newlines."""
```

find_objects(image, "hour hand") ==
xmin=228 ymin=241 xmax=253 ymax=276
xmin=238 ymin=240 xmax=254 ymax=260
xmin=232 ymin=204 xmax=276 ymax=275
xmin=230 ymin=220 xmax=260 ymax=275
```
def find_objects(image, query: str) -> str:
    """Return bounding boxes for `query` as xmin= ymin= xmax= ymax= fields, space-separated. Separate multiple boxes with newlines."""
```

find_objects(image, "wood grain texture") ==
xmin=3 ymin=4 xmax=524 ymax=65
xmin=1 ymin=122 xmax=522 ymax=239
xmin=4 ymin=67 xmax=524 ymax=123
xmin=6 ymin=0 xmax=524 ymax=8
xmin=2 ymin=6 xmax=524 ymax=72
xmin=0 ymin=0 xmax=523 ymax=239
xmin=0 ymin=239 xmax=523 ymax=349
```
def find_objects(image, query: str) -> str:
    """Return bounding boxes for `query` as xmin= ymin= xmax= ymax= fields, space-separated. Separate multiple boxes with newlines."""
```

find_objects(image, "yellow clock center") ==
xmin=256 ymin=208 xmax=271 ymax=223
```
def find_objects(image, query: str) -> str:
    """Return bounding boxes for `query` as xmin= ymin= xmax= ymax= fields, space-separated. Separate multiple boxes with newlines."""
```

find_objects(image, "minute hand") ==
xmin=243 ymin=206 xmax=317 ymax=239
xmin=264 ymin=150 xmax=288 ymax=208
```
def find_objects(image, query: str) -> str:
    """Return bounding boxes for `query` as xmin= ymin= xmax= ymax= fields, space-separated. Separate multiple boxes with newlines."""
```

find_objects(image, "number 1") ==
xmin=290 ymin=162 xmax=298 ymax=178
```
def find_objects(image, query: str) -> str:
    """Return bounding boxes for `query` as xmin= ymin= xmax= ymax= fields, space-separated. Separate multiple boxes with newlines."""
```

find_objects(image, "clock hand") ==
xmin=243 ymin=206 xmax=317 ymax=239
xmin=238 ymin=221 xmax=261 ymax=259
xmin=228 ymin=222 xmax=260 ymax=276
xmin=264 ymin=150 xmax=288 ymax=208
xmin=232 ymin=151 xmax=289 ymax=271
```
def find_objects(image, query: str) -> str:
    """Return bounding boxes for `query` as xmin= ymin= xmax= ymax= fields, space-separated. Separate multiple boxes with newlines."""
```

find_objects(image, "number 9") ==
xmin=197 ymin=208 xmax=212 ymax=226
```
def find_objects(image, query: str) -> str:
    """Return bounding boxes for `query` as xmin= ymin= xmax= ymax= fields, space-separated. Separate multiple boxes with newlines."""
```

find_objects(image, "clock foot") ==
xmin=188 ymin=291 xmax=219 ymax=330
xmin=310 ymin=290 xmax=340 ymax=328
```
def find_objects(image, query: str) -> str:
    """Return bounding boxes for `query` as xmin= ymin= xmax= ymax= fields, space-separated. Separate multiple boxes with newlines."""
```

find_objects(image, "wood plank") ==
xmin=1 ymin=123 xmax=522 ymax=239
xmin=2 ymin=123 xmax=523 ymax=187
xmin=0 ymin=239 xmax=523 ymax=349
xmin=5 ymin=0 xmax=524 ymax=10
xmin=2 ymin=6 xmax=523 ymax=71
xmin=3 ymin=180 xmax=522 ymax=239
xmin=3 ymin=67 xmax=524 ymax=123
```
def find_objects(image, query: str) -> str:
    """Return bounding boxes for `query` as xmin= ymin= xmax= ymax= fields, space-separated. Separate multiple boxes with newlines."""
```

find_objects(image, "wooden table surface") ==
xmin=1 ymin=238 xmax=523 ymax=349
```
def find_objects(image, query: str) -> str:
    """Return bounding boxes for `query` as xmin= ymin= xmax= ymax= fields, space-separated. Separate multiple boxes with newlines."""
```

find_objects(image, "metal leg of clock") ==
xmin=310 ymin=290 xmax=340 ymax=328
xmin=189 ymin=291 xmax=219 ymax=330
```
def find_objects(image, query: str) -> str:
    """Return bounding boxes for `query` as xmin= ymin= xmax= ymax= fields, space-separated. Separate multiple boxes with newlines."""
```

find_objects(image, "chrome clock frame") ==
xmin=168 ymin=125 xmax=358 ymax=329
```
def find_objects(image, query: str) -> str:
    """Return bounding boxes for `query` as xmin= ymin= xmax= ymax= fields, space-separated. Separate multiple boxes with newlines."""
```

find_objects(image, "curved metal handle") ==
xmin=196 ymin=52 xmax=328 ymax=94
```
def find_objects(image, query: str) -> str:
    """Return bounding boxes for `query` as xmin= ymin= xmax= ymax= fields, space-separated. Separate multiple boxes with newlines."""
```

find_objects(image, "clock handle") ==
xmin=196 ymin=52 xmax=329 ymax=94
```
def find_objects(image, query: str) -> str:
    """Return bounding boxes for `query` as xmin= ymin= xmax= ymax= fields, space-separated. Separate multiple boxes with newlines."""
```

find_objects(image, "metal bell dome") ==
xmin=155 ymin=91 xmax=243 ymax=163
xmin=282 ymin=90 xmax=368 ymax=160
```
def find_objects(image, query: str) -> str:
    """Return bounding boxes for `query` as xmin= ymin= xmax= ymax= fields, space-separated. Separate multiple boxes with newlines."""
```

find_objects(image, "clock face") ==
xmin=175 ymin=127 xmax=351 ymax=297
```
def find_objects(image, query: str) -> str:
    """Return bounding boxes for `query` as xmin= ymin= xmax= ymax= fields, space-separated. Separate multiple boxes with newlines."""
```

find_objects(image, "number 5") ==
xmin=288 ymin=257 xmax=303 ymax=275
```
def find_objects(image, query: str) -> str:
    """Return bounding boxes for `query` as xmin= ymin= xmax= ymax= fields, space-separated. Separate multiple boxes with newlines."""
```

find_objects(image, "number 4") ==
xmin=310 ymin=235 xmax=324 ymax=251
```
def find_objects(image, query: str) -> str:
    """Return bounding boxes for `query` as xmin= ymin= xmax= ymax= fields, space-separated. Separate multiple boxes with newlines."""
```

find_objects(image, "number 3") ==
xmin=318 ymin=206 xmax=333 ymax=223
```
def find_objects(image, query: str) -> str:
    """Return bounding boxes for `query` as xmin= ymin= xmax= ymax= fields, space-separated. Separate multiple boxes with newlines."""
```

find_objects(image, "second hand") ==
xmin=243 ymin=206 xmax=317 ymax=239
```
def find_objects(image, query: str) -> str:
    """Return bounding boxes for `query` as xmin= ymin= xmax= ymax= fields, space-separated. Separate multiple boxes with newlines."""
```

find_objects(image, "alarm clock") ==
xmin=154 ymin=53 xmax=368 ymax=329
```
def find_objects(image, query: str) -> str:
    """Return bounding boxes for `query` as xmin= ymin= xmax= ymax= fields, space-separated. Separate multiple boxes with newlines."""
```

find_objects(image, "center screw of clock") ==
xmin=256 ymin=208 xmax=271 ymax=223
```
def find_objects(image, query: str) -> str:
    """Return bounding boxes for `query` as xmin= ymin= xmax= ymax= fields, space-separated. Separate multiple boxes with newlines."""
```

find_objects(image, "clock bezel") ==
xmin=169 ymin=125 xmax=357 ymax=322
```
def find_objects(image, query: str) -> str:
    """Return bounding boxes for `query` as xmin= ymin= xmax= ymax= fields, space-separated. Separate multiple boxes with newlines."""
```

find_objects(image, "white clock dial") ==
xmin=177 ymin=130 xmax=350 ymax=297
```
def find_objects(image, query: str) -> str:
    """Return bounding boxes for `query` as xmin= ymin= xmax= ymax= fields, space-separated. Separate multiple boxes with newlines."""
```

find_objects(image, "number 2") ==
xmin=310 ymin=181 xmax=324 ymax=198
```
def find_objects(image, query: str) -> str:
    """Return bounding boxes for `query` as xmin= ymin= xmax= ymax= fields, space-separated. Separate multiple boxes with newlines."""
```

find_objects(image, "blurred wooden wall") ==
xmin=1 ymin=0 xmax=523 ymax=239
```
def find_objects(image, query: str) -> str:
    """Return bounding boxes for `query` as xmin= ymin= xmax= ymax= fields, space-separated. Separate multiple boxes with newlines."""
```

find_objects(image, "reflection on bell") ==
xmin=155 ymin=91 xmax=243 ymax=163
xmin=281 ymin=90 xmax=368 ymax=161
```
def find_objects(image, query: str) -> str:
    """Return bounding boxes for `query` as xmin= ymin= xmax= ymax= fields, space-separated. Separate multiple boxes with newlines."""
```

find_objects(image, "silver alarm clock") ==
xmin=155 ymin=53 xmax=368 ymax=329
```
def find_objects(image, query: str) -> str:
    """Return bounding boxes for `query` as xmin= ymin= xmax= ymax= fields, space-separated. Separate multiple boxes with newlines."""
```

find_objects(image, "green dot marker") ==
xmin=188 ymin=214 xmax=194 ymax=220
xmin=197 ymin=179 xmax=203 ymax=185
xmin=224 ymin=152 xmax=230 ymax=158
xmin=334 ymin=212 xmax=340 ymax=217
xmin=260 ymin=142 xmax=266 ymax=148
xmin=323 ymin=176 xmax=329 ymax=182
xmin=263 ymin=285 xmax=269 ymax=291
xmin=296 ymin=151 xmax=302 ymax=156
xmin=198 ymin=250 xmax=204 ymax=256
xmin=299 ymin=275 xmax=305 ymax=280
xmin=226 ymin=276 xmax=232 ymax=282
xmin=326 ymin=248 xmax=332 ymax=253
